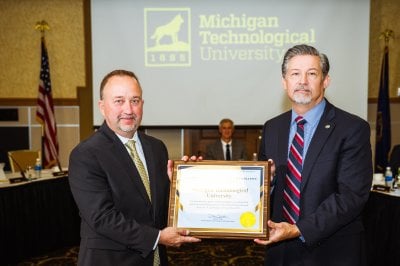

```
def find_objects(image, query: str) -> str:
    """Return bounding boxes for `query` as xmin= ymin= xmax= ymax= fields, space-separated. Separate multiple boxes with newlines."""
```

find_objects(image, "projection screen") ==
xmin=91 ymin=0 xmax=370 ymax=126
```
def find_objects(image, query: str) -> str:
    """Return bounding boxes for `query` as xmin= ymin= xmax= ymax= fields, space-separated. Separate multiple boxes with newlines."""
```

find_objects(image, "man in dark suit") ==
xmin=68 ymin=69 xmax=200 ymax=266
xmin=254 ymin=45 xmax=373 ymax=266
xmin=205 ymin=118 xmax=248 ymax=160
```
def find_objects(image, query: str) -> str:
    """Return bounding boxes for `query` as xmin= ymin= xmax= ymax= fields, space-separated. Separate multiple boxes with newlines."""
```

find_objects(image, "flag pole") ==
xmin=374 ymin=29 xmax=393 ymax=172
xmin=35 ymin=20 xmax=50 ymax=37
xmin=35 ymin=20 xmax=50 ymax=167
xmin=379 ymin=29 xmax=394 ymax=46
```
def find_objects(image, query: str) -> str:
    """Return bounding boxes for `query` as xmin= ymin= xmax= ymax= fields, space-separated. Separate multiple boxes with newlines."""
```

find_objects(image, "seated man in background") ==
xmin=205 ymin=118 xmax=247 ymax=160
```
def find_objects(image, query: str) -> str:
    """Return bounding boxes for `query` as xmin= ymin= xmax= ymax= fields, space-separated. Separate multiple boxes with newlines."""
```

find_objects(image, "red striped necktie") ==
xmin=283 ymin=116 xmax=306 ymax=224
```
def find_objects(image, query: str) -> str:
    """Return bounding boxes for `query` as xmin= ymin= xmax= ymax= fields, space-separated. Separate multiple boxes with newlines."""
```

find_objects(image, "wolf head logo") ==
xmin=151 ymin=14 xmax=184 ymax=46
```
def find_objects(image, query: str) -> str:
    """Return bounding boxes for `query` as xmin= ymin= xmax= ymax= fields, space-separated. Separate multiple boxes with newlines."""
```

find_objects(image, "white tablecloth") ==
xmin=372 ymin=179 xmax=400 ymax=197
xmin=0 ymin=169 xmax=67 ymax=188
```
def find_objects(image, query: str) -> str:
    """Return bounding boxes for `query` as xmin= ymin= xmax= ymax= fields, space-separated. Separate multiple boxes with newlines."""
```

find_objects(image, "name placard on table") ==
xmin=168 ymin=160 xmax=271 ymax=239
xmin=0 ymin=169 xmax=67 ymax=188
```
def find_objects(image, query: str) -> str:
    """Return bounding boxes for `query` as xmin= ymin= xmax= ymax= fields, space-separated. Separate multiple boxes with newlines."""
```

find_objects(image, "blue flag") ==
xmin=374 ymin=46 xmax=391 ymax=173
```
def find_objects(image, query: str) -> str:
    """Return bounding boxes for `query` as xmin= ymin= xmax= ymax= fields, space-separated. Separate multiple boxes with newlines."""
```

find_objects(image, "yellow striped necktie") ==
xmin=126 ymin=140 xmax=151 ymax=199
xmin=125 ymin=140 xmax=160 ymax=266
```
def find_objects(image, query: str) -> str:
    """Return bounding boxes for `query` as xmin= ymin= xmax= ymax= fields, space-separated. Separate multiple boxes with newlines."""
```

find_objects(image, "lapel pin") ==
xmin=325 ymin=124 xmax=331 ymax=129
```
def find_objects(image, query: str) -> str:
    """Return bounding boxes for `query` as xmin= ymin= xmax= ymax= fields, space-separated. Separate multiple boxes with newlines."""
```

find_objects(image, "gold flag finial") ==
xmin=35 ymin=20 xmax=50 ymax=35
xmin=380 ymin=29 xmax=394 ymax=45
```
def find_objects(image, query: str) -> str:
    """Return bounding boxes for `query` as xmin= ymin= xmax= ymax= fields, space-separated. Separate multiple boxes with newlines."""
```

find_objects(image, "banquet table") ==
xmin=0 ymin=173 xmax=80 ymax=264
xmin=364 ymin=184 xmax=400 ymax=266
xmin=1 ymin=173 xmax=399 ymax=265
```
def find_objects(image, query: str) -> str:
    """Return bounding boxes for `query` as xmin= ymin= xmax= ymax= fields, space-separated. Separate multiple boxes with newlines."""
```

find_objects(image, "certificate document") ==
xmin=168 ymin=161 xmax=270 ymax=239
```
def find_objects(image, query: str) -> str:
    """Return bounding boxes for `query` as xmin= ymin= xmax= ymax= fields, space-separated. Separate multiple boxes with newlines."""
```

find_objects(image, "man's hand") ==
xmin=159 ymin=227 xmax=201 ymax=247
xmin=181 ymin=155 xmax=203 ymax=162
xmin=267 ymin=159 xmax=276 ymax=182
xmin=167 ymin=156 xmax=203 ymax=182
xmin=167 ymin=160 xmax=174 ymax=181
xmin=254 ymin=220 xmax=301 ymax=246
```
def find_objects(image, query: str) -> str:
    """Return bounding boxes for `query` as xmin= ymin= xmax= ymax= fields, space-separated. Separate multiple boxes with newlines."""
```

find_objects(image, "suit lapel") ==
xmin=99 ymin=123 xmax=152 ymax=206
xmin=301 ymin=102 xmax=335 ymax=189
xmin=231 ymin=142 xmax=240 ymax=160
xmin=217 ymin=141 xmax=224 ymax=159
xmin=278 ymin=112 xmax=292 ymax=167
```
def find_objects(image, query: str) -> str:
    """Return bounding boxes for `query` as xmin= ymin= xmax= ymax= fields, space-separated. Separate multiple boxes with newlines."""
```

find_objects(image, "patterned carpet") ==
xmin=17 ymin=239 xmax=265 ymax=266
xmin=168 ymin=239 xmax=265 ymax=265
xmin=17 ymin=246 xmax=79 ymax=266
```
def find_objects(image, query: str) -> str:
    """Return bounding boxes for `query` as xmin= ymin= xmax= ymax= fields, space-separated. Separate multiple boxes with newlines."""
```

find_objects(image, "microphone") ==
xmin=8 ymin=153 xmax=29 ymax=182
xmin=52 ymin=155 xmax=68 ymax=177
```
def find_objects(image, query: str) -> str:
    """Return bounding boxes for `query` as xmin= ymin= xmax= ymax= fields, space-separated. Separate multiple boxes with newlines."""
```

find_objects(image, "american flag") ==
xmin=36 ymin=37 xmax=59 ymax=168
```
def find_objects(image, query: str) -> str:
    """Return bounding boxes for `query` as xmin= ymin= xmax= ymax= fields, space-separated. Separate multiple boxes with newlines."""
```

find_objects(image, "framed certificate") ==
xmin=168 ymin=160 xmax=271 ymax=239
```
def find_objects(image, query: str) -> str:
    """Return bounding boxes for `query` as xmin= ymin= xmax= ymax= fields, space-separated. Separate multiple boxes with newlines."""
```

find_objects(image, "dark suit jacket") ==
xmin=205 ymin=139 xmax=247 ymax=160
xmin=259 ymin=100 xmax=372 ymax=266
xmin=69 ymin=122 xmax=170 ymax=266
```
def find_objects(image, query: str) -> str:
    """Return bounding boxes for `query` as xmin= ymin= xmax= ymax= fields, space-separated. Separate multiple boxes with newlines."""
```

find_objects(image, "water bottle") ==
xmin=384 ymin=166 xmax=393 ymax=188
xmin=34 ymin=158 xmax=42 ymax=179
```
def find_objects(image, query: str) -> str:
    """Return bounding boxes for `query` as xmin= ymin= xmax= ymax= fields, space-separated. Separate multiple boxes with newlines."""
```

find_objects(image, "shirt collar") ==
xmin=291 ymin=98 xmax=326 ymax=127
xmin=221 ymin=139 xmax=232 ymax=145
xmin=116 ymin=131 xmax=139 ymax=145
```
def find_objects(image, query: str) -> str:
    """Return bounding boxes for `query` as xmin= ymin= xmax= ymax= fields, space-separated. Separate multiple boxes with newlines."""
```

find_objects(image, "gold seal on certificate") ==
xmin=240 ymin=211 xmax=256 ymax=228
xmin=168 ymin=160 xmax=271 ymax=239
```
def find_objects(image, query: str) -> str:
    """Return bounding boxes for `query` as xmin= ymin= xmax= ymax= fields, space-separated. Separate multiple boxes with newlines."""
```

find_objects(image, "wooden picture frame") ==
xmin=168 ymin=160 xmax=271 ymax=239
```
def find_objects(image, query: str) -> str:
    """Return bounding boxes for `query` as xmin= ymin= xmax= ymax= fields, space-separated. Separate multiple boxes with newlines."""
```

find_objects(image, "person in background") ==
xmin=68 ymin=69 xmax=200 ymax=266
xmin=254 ymin=44 xmax=373 ymax=266
xmin=205 ymin=118 xmax=248 ymax=160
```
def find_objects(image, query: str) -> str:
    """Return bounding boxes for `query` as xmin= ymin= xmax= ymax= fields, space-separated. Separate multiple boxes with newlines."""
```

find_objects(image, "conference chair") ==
xmin=7 ymin=150 xmax=41 ymax=173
